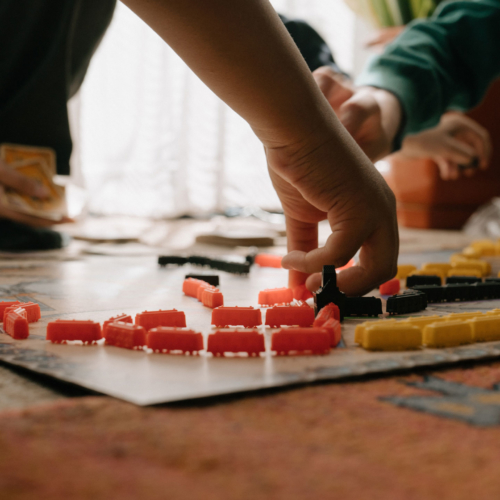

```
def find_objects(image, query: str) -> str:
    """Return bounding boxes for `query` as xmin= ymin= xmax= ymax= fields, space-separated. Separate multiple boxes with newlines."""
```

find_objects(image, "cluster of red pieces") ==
xmin=1 ymin=277 xmax=343 ymax=356
xmin=1 ymin=301 xmax=41 ymax=340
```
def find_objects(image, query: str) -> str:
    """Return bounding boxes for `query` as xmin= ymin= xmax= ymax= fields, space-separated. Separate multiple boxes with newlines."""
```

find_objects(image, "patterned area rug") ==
xmin=2 ymin=362 xmax=500 ymax=500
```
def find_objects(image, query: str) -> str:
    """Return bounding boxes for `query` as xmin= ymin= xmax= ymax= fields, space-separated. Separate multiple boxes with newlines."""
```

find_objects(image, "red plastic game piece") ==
xmin=258 ymin=287 xmax=294 ymax=306
xmin=211 ymin=307 xmax=262 ymax=328
xmin=147 ymin=327 xmax=203 ymax=354
xmin=201 ymin=287 xmax=224 ymax=308
xmin=105 ymin=322 xmax=146 ymax=350
xmin=254 ymin=254 xmax=282 ymax=268
xmin=271 ymin=328 xmax=330 ymax=355
xmin=0 ymin=301 xmax=22 ymax=317
xmin=3 ymin=302 xmax=40 ymax=325
xmin=46 ymin=320 xmax=102 ymax=344
xmin=102 ymin=313 xmax=133 ymax=336
xmin=197 ymin=281 xmax=211 ymax=301
xmin=183 ymin=278 xmax=209 ymax=298
xmin=292 ymin=284 xmax=314 ymax=301
xmin=265 ymin=303 xmax=315 ymax=327
xmin=320 ymin=318 xmax=342 ymax=347
xmin=135 ymin=309 xmax=186 ymax=330
xmin=313 ymin=303 xmax=340 ymax=326
xmin=4 ymin=308 xmax=29 ymax=340
xmin=379 ymin=278 xmax=401 ymax=296
xmin=207 ymin=330 xmax=265 ymax=357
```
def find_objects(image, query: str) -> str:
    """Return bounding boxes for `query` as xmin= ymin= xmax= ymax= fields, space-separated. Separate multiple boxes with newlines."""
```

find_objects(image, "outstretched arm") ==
xmin=121 ymin=0 xmax=399 ymax=295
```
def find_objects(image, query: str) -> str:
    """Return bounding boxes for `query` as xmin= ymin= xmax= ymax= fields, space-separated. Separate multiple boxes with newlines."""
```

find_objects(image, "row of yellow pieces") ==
xmin=396 ymin=257 xmax=493 ymax=281
xmin=355 ymin=309 xmax=500 ymax=351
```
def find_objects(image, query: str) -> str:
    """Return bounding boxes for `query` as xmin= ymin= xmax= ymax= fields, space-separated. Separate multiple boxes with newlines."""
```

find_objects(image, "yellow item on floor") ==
xmin=362 ymin=323 xmax=422 ymax=351
xmin=421 ymin=263 xmax=452 ymax=274
xmin=450 ymin=253 xmax=477 ymax=263
xmin=396 ymin=264 xmax=417 ymax=280
xmin=469 ymin=240 xmax=496 ymax=256
xmin=451 ymin=259 xmax=490 ymax=277
xmin=486 ymin=309 xmax=500 ymax=316
xmin=354 ymin=319 xmax=397 ymax=344
xmin=467 ymin=316 xmax=500 ymax=342
xmin=400 ymin=316 xmax=447 ymax=332
xmin=423 ymin=320 xmax=473 ymax=348
xmin=447 ymin=268 xmax=482 ymax=278
xmin=443 ymin=312 xmax=484 ymax=321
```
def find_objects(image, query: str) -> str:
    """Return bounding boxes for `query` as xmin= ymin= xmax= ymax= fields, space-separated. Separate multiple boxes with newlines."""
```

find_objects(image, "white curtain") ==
xmin=74 ymin=0 xmax=356 ymax=218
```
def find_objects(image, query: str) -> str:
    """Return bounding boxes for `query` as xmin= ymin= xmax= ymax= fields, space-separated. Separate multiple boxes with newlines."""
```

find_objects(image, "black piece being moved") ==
xmin=314 ymin=265 xmax=346 ymax=322
xmin=446 ymin=276 xmax=482 ymax=285
xmin=344 ymin=296 xmax=382 ymax=317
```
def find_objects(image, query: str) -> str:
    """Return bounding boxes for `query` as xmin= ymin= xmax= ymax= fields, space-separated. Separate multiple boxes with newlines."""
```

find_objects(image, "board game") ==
xmin=2 ymin=254 xmax=500 ymax=406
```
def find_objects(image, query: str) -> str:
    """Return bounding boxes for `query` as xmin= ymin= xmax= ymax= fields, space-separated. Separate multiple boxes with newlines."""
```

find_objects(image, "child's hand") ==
xmin=400 ymin=112 xmax=491 ymax=180
xmin=266 ymin=125 xmax=399 ymax=297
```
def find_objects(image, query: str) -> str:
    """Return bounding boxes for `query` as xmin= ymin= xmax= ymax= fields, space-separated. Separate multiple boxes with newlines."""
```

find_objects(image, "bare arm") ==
xmin=121 ymin=0 xmax=399 ymax=294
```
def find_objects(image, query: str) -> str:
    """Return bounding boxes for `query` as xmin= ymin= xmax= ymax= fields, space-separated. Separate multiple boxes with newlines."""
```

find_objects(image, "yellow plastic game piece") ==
xmin=469 ymin=240 xmax=496 ymax=256
xmin=451 ymin=259 xmax=490 ymax=277
xmin=354 ymin=319 xmax=397 ymax=344
xmin=423 ymin=320 xmax=473 ymax=348
xmin=362 ymin=323 xmax=422 ymax=351
xmin=467 ymin=316 xmax=500 ymax=342
xmin=421 ymin=263 xmax=452 ymax=274
xmin=449 ymin=253 xmax=475 ymax=264
xmin=443 ymin=311 xmax=483 ymax=321
xmin=486 ymin=309 xmax=500 ymax=316
xmin=396 ymin=264 xmax=417 ymax=280
xmin=447 ymin=268 xmax=483 ymax=278
xmin=401 ymin=315 xmax=447 ymax=332
xmin=462 ymin=247 xmax=482 ymax=259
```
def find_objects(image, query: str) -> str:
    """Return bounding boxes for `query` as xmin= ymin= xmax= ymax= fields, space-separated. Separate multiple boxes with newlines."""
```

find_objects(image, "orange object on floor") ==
xmin=105 ymin=322 xmax=146 ymax=350
xmin=183 ymin=278 xmax=209 ymax=298
xmin=147 ymin=327 xmax=203 ymax=354
xmin=380 ymin=278 xmax=401 ymax=296
xmin=3 ymin=302 xmax=40 ymax=325
xmin=255 ymin=254 xmax=282 ymax=268
xmin=211 ymin=307 xmax=262 ymax=328
xmin=207 ymin=330 xmax=265 ymax=357
xmin=4 ymin=307 xmax=29 ymax=340
xmin=102 ymin=314 xmax=133 ymax=336
xmin=258 ymin=287 xmax=293 ymax=306
xmin=201 ymin=287 xmax=224 ymax=309
xmin=46 ymin=320 xmax=102 ymax=344
xmin=197 ymin=282 xmax=211 ymax=301
xmin=135 ymin=310 xmax=186 ymax=331
xmin=271 ymin=328 xmax=331 ymax=355
xmin=321 ymin=318 xmax=342 ymax=347
xmin=265 ymin=304 xmax=314 ymax=328
xmin=0 ymin=300 xmax=22 ymax=317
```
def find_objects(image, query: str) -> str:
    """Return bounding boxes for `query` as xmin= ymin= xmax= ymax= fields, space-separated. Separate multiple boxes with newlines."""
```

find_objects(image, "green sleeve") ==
xmin=356 ymin=0 xmax=500 ymax=143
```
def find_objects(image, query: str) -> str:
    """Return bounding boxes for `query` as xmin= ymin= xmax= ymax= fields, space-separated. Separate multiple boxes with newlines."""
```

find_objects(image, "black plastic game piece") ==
xmin=158 ymin=256 xmax=188 ymax=266
xmin=446 ymin=276 xmax=482 ymax=285
xmin=185 ymin=274 xmax=220 ymax=287
xmin=474 ymin=282 xmax=500 ymax=300
xmin=406 ymin=274 xmax=442 ymax=288
xmin=485 ymin=278 xmax=500 ymax=283
xmin=187 ymin=255 xmax=212 ymax=267
xmin=411 ymin=285 xmax=445 ymax=303
xmin=344 ymin=297 xmax=382 ymax=317
xmin=314 ymin=266 xmax=346 ymax=322
xmin=386 ymin=290 xmax=427 ymax=315
xmin=442 ymin=284 xmax=477 ymax=302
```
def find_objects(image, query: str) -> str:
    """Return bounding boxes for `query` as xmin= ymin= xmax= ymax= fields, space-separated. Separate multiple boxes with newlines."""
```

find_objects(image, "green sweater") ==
xmin=357 ymin=0 xmax=500 ymax=144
